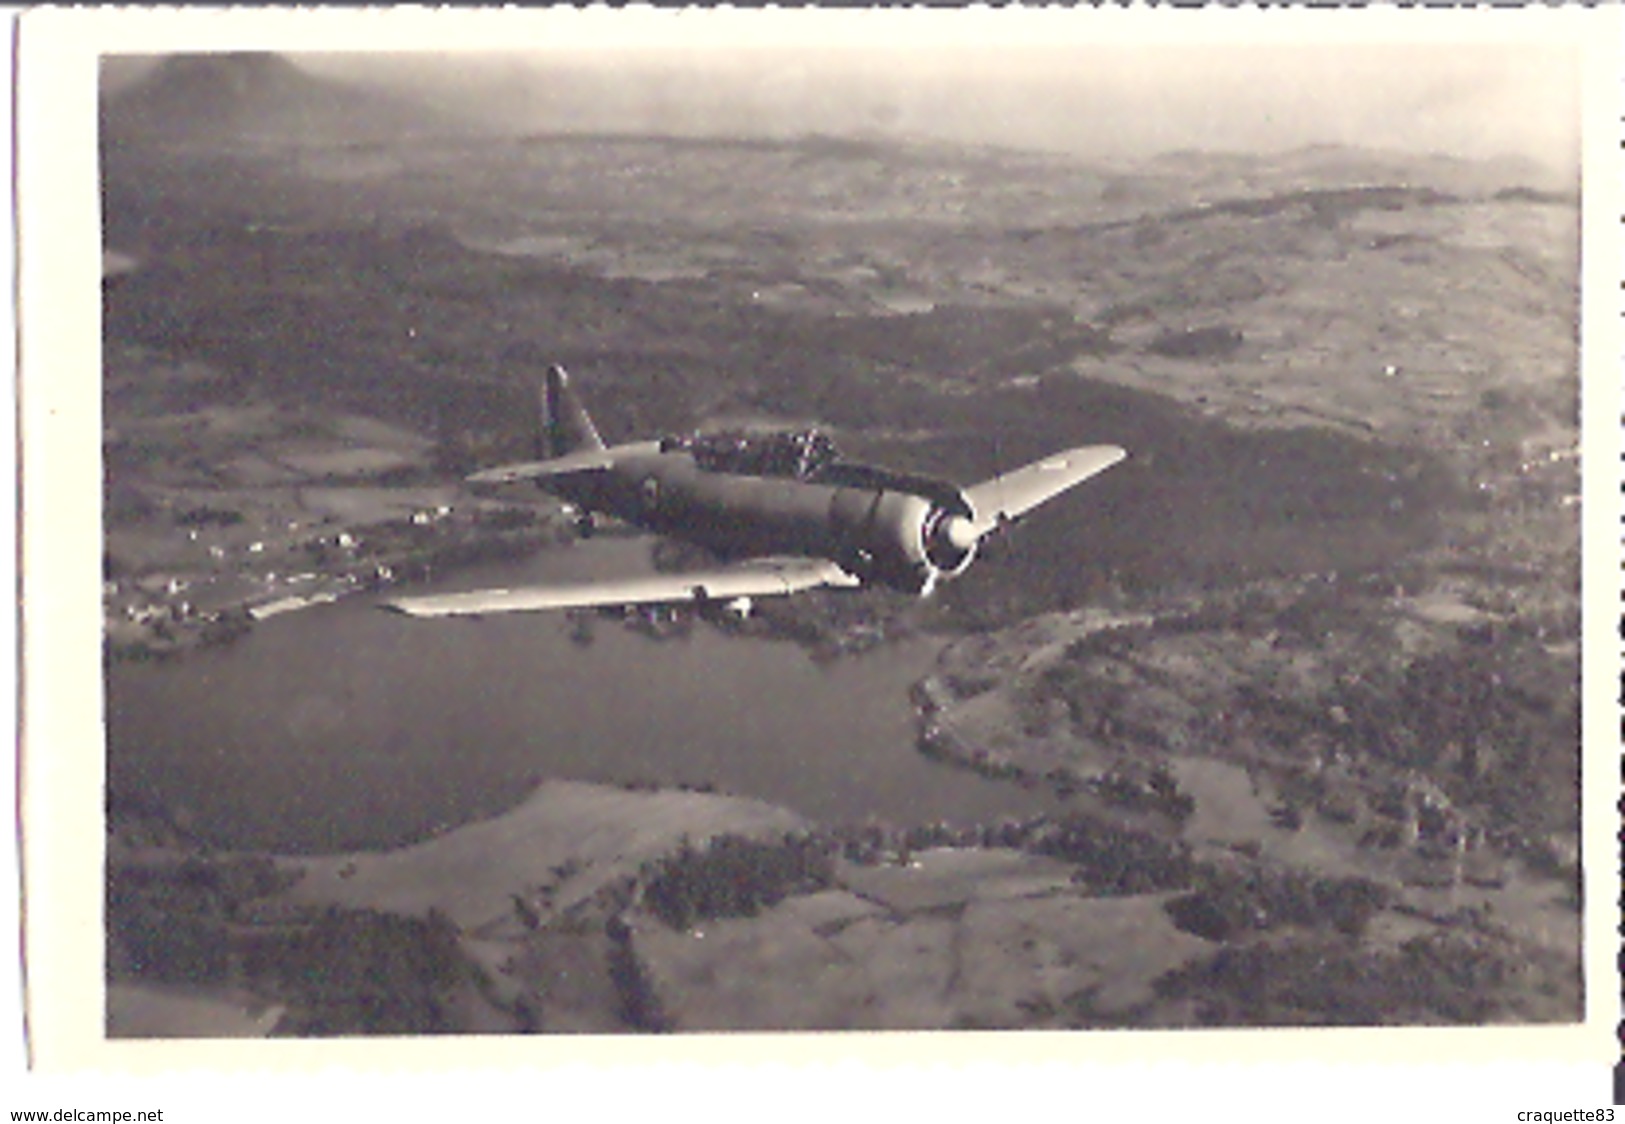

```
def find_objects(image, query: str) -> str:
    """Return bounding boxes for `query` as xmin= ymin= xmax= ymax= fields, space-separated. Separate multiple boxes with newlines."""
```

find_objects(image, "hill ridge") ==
xmin=101 ymin=50 xmax=444 ymax=150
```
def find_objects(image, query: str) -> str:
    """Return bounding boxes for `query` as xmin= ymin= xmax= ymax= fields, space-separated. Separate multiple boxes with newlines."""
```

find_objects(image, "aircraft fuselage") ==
xmin=542 ymin=442 xmax=977 ymax=595
xmin=388 ymin=364 xmax=1124 ymax=619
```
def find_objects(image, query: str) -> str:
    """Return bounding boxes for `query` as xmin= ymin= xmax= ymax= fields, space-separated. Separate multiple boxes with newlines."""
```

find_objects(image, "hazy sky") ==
xmin=103 ymin=31 xmax=1578 ymax=172
xmin=303 ymin=41 xmax=1577 ymax=170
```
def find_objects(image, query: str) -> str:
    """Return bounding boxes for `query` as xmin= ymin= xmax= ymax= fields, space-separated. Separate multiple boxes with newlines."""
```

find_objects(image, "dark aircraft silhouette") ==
xmin=387 ymin=366 xmax=1125 ymax=617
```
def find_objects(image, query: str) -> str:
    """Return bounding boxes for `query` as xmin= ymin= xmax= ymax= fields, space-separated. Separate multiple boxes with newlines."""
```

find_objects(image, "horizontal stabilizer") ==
xmin=465 ymin=441 xmax=660 ymax=485
xmin=384 ymin=557 xmax=859 ymax=617
xmin=965 ymin=445 xmax=1126 ymax=536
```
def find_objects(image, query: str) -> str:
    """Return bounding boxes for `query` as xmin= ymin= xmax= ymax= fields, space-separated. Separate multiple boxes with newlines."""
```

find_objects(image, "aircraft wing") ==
xmin=964 ymin=445 xmax=1127 ymax=536
xmin=383 ymin=556 xmax=860 ymax=618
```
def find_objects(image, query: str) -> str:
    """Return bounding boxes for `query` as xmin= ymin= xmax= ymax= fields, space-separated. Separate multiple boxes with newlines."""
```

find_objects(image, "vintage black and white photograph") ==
xmin=15 ymin=8 xmax=1618 ymax=1067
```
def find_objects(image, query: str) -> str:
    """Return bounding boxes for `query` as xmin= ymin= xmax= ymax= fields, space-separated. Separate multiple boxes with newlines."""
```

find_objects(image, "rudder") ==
xmin=535 ymin=364 xmax=605 ymax=460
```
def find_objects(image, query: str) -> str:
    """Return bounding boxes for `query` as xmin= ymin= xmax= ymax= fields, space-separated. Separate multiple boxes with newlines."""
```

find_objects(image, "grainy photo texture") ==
xmin=19 ymin=10 xmax=1617 ymax=1063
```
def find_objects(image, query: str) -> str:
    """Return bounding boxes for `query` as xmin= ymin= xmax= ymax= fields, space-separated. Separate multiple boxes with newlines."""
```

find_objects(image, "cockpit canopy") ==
xmin=665 ymin=427 xmax=841 ymax=481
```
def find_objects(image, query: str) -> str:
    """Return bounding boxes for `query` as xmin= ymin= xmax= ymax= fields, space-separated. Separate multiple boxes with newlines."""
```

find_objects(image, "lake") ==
xmin=106 ymin=541 xmax=1058 ymax=854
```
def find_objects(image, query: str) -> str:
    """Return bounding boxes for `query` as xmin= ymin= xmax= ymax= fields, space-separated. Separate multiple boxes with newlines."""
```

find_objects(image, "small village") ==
xmin=101 ymin=380 xmax=561 ymax=659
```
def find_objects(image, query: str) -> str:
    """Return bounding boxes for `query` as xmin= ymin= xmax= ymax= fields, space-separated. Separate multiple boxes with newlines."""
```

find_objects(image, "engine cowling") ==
xmin=828 ymin=486 xmax=979 ymax=595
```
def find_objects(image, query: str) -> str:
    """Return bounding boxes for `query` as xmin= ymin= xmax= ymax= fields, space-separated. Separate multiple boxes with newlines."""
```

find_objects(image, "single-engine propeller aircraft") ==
xmin=386 ymin=366 xmax=1125 ymax=617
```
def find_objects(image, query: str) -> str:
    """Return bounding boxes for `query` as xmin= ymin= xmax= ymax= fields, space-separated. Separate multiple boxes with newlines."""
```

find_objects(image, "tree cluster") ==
xmin=641 ymin=833 xmax=835 ymax=931
xmin=1024 ymin=815 xmax=1194 ymax=896
xmin=1165 ymin=867 xmax=1390 ymax=942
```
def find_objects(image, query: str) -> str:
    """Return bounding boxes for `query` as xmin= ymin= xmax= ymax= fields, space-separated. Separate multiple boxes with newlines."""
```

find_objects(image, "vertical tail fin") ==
xmin=535 ymin=364 xmax=605 ymax=460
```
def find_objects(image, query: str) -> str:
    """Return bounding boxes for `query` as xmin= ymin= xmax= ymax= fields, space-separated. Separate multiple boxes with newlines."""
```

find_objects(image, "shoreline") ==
xmin=107 ymin=770 xmax=1580 ymax=1036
